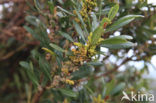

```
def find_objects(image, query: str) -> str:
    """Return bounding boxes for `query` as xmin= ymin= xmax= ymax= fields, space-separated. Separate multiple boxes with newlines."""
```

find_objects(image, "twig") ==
xmin=0 ymin=44 xmax=27 ymax=61
xmin=94 ymin=58 xmax=131 ymax=79
xmin=31 ymin=87 xmax=45 ymax=103
xmin=80 ymin=57 xmax=131 ymax=82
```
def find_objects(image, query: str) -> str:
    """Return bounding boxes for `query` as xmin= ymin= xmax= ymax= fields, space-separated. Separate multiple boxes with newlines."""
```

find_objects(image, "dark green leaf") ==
xmin=39 ymin=57 xmax=52 ymax=81
xmin=73 ymin=21 xmax=86 ymax=42
xmin=20 ymin=61 xmax=39 ymax=86
xmin=101 ymin=36 xmax=134 ymax=49
xmin=106 ymin=15 xmax=144 ymax=32
xmin=74 ymin=8 xmax=88 ymax=34
xmin=59 ymin=88 xmax=78 ymax=97
xmin=72 ymin=65 xmax=93 ymax=80
xmin=102 ymin=36 xmax=127 ymax=45
xmin=24 ymin=26 xmax=38 ymax=40
xmin=19 ymin=61 xmax=30 ymax=69
xmin=59 ymin=31 xmax=74 ymax=42
xmin=110 ymin=82 xmax=126 ymax=96
xmin=101 ymin=42 xmax=134 ymax=49
xmin=25 ymin=16 xmax=40 ymax=27
xmin=48 ymin=1 xmax=54 ymax=14
xmin=105 ymin=79 xmax=115 ymax=96
xmin=50 ymin=43 xmax=65 ymax=52
xmin=86 ymin=62 xmax=104 ymax=66
xmin=57 ymin=6 xmax=74 ymax=16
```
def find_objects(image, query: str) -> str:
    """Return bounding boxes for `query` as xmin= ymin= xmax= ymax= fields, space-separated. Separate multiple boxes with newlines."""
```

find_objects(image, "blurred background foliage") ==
xmin=0 ymin=0 xmax=156 ymax=103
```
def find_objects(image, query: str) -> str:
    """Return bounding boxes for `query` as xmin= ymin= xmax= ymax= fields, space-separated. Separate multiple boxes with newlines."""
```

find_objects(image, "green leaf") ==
xmin=101 ymin=42 xmax=134 ymax=49
xmin=25 ymin=16 xmax=40 ymax=27
xmin=142 ymin=27 xmax=156 ymax=36
xmin=106 ymin=15 xmax=144 ymax=32
xmin=24 ymin=26 xmax=38 ymax=39
xmin=14 ymin=74 xmax=21 ymax=91
xmin=20 ymin=61 xmax=39 ymax=86
xmin=24 ymin=25 xmax=50 ymax=47
xmin=39 ymin=57 xmax=52 ymax=81
xmin=74 ymin=8 xmax=88 ymax=34
xmin=108 ymin=4 xmax=119 ymax=20
xmin=110 ymin=83 xmax=126 ymax=96
xmin=19 ymin=61 xmax=30 ymax=69
xmin=59 ymin=31 xmax=74 ymax=42
xmin=49 ymin=43 xmax=65 ymax=52
xmin=48 ymin=1 xmax=54 ymax=14
xmin=101 ymin=36 xmax=134 ymax=49
xmin=73 ymin=21 xmax=86 ymax=42
xmin=91 ymin=18 xmax=111 ymax=45
xmin=57 ymin=6 xmax=74 ymax=16
xmin=105 ymin=79 xmax=115 ymax=96
xmin=42 ymin=47 xmax=56 ymax=56
xmin=86 ymin=62 xmax=104 ymax=66
xmin=25 ymin=15 xmax=46 ymax=28
xmin=34 ymin=0 xmax=44 ymax=15
xmin=59 ymin=88 xmax=78 ymax=97
xmin=118 ymin=35 xmax=133 ymax=40
xmin=72 ymin=65 xmax=93 ymax=80
xmin=58 ymin=0 xmax=64 ymax=4
xmin=102 ymin=36 xmax=128 ymax=44
xmin=91 ymin=12 xmax=99 ymax=31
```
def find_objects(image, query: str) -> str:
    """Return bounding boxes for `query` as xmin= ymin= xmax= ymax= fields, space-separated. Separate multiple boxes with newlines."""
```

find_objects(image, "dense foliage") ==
xmin=0 ymin=0 xmax=156 ymax=103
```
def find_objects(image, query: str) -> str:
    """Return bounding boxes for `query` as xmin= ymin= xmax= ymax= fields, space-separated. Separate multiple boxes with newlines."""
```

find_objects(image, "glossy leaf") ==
xmin=106 ymin=15 xmax=144 ymax=32
xmin=101 ymin=36 xmax=134 ymax=49
xmin=101 ymin=42 xmax=134 ymax=49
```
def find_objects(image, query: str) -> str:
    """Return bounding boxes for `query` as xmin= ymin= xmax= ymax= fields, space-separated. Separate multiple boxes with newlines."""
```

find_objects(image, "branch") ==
xmin=94 ymin=58 xmax=131 ymax=79
xmin=80 ymin=58 xmax=131 ymax=82
xmin=31 ymin=86 xmax=45 ymax=103
xmin=0 ymin=44 xmax=27 ymax=61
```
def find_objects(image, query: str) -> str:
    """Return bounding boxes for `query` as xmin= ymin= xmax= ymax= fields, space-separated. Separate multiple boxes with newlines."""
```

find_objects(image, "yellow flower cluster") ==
xmin=70 ymin=32 xmax=98 ymax=65
xmin=70 ymin=47 xmax=88 ymax=65
xmin=65 ymin=79 xmax=75 ymax=85
xmin=80 ymin=0 xmax=97 ymax=22
xmin=63 ymin=99 xmax=69 ymax=103
xmin=60 ymin=61 xmax=79 ymax=85
xmin=93 ymin=95 xmax=106 ymax=103
xmin=47 ymin=61 xmax=78 ymax=88
xmin=49 ymin=75 xmax=75 ymax=88
xmin=45 ymin=32 xmax=104 ymax=88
